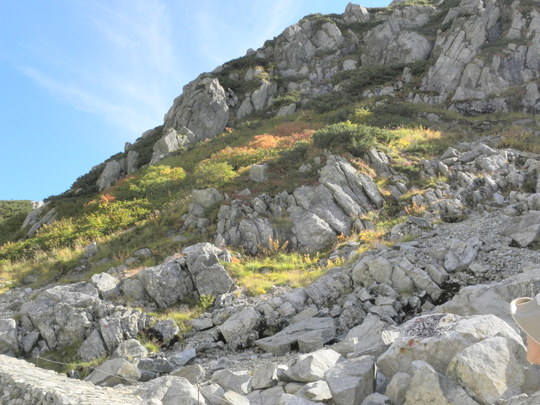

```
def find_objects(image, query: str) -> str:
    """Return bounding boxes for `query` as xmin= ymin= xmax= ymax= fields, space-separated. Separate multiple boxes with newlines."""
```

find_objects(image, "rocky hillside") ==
xmin=1 ymin=1 xmax=540 ymax=404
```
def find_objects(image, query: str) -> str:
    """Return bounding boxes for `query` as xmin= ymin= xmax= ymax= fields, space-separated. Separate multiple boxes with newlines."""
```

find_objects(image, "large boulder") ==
xmin=182 ymin=243 xmax=234 ymax=296
xmin=18 ymin=283 xmax=102 ymax=352
xmin=212 ymin=369 xmax=251 ymax=395
xmin=150 ymin=128 xmax=190 ymax=164
xmin=293 ymin=185 xmax=352 ymax=235
xmin=343 ymin=3 xmax=370 ymax=24
xmin=136 ymin=375 xmax=206 ymax=405
xmin=324 ymin=356 xmax=376 ymax=405
xmin=285 ymin=348 xmax=342 ymax=383
xmin=377 ymin=313 xmax=524 ymax=377
xmin=86 ymin=358 xmax=141 ymax=387
xmin=255 ymin=317 xmax=336 ymax=356
xmin=97 ymin=159 xmax=125 ymax=191
xmin=218 ymin=307 xmax=261 ymax=350
xmin=447 ymin=336 xmax=527 ymax=404
xmin=78 ymin=329 xmax=107 ymax=362
xmin=135 ymin=260 xmax=194 ymax=309
xmin=190 ymin=188 xmax=224 ymax=212
xmin=0 ymin=319 xmax=18 ymax=355
xmin=403 ymin=361 xmax=478 ymax=405
xmin=288 ymin=206 xmax=336 ymax=253
xmin=163 ymin=77 xmax=229 ymax=143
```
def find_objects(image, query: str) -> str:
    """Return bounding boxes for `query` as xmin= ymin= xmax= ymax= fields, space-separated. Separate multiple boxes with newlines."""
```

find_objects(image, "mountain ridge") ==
xmin=1 ymin=1 xmax=540 ymax=404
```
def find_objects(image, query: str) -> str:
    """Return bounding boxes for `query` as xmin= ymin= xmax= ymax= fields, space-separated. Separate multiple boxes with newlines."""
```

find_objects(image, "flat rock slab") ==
xmin=255 ymin=317 xmax=336 ymax=356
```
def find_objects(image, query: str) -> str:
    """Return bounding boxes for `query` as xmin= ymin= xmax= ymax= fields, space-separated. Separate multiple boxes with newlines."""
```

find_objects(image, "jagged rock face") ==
xmin=20 ymin=202 xmax=58 ymax=237
xmin=216 ymin=155 xmax=383 ymax=254
xmin=361 ymin=6 xmax=435 ymax=66
xmin=150 ymin=128 xmax=190 ymax=164
xmin=84 ymin=0 xmax=540 ymax=192
xmin=97 ymin=159 xmax=126 ymax=191
xmin=418 ymin=0 xmax=540 ymax=113
xmin=163 ymin=77 xmax=229 ymax=143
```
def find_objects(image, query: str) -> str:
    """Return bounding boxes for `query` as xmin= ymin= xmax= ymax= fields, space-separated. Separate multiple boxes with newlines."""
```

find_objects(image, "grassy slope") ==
xmin=1 ymin=96 xmax=537 ymax=294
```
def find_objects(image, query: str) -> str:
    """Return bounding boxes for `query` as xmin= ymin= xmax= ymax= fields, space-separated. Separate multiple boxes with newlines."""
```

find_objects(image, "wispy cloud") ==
xmin=18 ymin=0 xmax=182 ymax=138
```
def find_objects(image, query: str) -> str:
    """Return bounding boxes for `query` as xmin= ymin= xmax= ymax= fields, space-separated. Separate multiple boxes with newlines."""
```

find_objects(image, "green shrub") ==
xmin=0 ymin=200 xmax=33 ymax=244
xmin=193 ymin=161 xmax=238 ymax=188
xmin=0 ymin=200 xmax=33 ymax=221
xmin=115 ymin=165 xmax=186 ymax=201
xmin=272 ymin=91 xmax=301 ymax=108
xmin=354 ymin=100 xmax=422 ymax=129
xmin=305 ymin=92 xmax=352 ymax=113
xmin=271 ymin=141 xmax=311 ymax=170
xmin=313 ymin=122 xmax=395 ymax=156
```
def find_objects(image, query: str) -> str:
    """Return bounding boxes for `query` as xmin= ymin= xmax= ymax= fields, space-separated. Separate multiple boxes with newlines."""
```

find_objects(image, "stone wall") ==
xmin=0 ymin=355 xmax=143 ymax=405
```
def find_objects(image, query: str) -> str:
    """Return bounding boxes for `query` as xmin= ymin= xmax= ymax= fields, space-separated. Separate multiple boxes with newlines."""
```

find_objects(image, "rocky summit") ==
xmin=1 ymin=0 xmax=540 ymax=404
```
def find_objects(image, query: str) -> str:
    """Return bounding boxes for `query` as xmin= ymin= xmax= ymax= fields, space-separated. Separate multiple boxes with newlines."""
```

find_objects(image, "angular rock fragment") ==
xmin=255 ymin=317 xmax=336 ymax=356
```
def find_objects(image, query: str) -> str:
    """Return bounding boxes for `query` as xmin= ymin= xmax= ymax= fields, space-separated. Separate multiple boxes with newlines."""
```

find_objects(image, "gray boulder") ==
xmin=447 ymin=336 xmax=528 ymax=404
xmin=151 ymin=319 xmax=180 ymax=343
xmin=78 ymin=329 xmax=107 ymax=362
xmin=223 ymin=391 xmax=250 ymax=405
xmin=126 ymin=150 xmax=139 ymax=174
xmin=211 ymin=369 xmax=251 ymax=395
xmin=201 ymin=383 xmax=225 ymax=405
xmin=97 ymin=159 xmax=125 ymax=191
xmin=288 ymin=206 xmax=336 ymax=253
xmin=90 ymin=272 xmax=119 ymax=299
xmin=22 ymin=204 xmax=58 ymax=237
xmin=343 ymin=3 xmax=370 ymax=24
xmin=150 ymin=128 xmax=189 ymax=164
xmin=385 ymin=372 xmax=411 ymax=405
xmin=437 ymin=266 xmax=540 ymax=327
xmin=112 ymin=338 xmax=148 ymax=360
xmin=249 ymin=164 xmax=269 ymax=182
xmin=293 ymin=185 xmax=352 ymax=235
xmin=136 ymin=260 xmax=194 ymax=309
xmin=170 ymin=348 xmax=197 ymax=367
xmin=136 ymin=375 xmax=206 ymax=405
xmin=278 ymin=393 xmax=320 ymax=405
xmin=251 ymin=362 xmax=278 ymax=390
xmin=182 ymin=243 xmax=234 ymax=297
xmin=403 ymin=361 xmax=478 ymax=405
xmin=171 ymin=364 xmax=205 ymax=384
xmin=361 ymin=393 xmax=392 ymax=405
xmin=377 ymin=313 xmax=524 ymax=377
xmin=97 ymin=308 xmax=148 ymax=353
xmin=19 ymin=283 xmax=101 ymax=352
xmin=191 ymin=188 xmax=224 ymax=211
xmin=256 ymin=317 xmax=336 ymax=356
xmin=277 ymin=103 xmax=297 ymax=117
xmin=0 ymin=319 xmax=18 ymax=354
xmin=285 ymin=348 xmax=342 ymax=383
xmin=346 ymin=314 xmax=390 ymax=357
xmin=86 ymin=358 xmax=141 ymax=387
xmin=219 ymin=307 xmax=261 ymax=350
xmin=238 ymin=81 xmax=278 ymax=119
xmin=324 ymin=356 xmax=376 ymax=405
xmin=163 ymin=77 xmax=229 ymax=143
xmin=295 ymin=381 xmax=331 ymax=403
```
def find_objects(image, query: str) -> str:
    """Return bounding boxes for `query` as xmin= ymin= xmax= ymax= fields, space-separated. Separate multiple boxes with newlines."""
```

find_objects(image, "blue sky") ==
xmin=0 ymin=0 xmax=390 ymax=201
